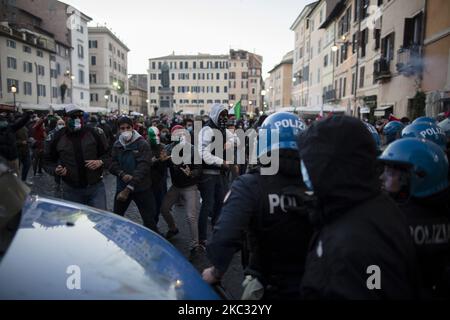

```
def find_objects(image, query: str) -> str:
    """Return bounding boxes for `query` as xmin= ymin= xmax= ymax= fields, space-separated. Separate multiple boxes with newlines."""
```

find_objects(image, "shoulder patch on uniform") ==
xmin=224 ymin=190 xmax=232 ymax=203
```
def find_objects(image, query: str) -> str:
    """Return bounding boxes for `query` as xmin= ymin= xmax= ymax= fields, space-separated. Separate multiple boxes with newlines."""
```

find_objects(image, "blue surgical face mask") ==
xmin=0 ymin=120 xmax=8 ymax=129
xmin=301 ymin=160 xmax=313 ymax=191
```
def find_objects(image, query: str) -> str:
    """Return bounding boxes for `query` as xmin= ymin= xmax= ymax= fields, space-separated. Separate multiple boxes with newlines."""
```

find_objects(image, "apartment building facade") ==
xmin=291 ymin=2 xmax=317 ymax=107
xmin=289 ymin=0 xmax=434 ymax=119
xmin=148 ymin=54 xmax=229 ymax=115
xmin=0 ymin=7 xmax=55 ymax=109
xmin=377 ymin=0 xmax=426 ymax=118
xmin=88 ymin=26 xmax=130 ymax=114
xmin=308 ymin=0 xmax=328 ymax=109
xmin=422 ymin=0 xmax=450 ymax=116
xmin=148 ymin=50 xmax=262 ymax=116
xmin=267 ymin=51 xmax=293 ymax=112
xmin=228 ymin=49 xmax=263 ymax=114
xmin=6 ymin=0 xmax=91 ymax=108
xmin=129 ymin=74 xmax=148 ymax=115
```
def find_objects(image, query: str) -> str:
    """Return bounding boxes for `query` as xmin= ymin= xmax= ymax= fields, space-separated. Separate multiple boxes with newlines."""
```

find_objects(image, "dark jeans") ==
xmin=114 ymin=188 xmax=158 ymax=232
xmin=198 ymin=174 xmax=226 ymax=242
xmin=152 ymin=183 xmax=167 ymax=225
xmin=18 ymin=152 xmax=31 ymax=181
xmin=62 ymin=181 xmax=107 ymax=210
xmin=32 ymin=148 xmax=43 ymax=175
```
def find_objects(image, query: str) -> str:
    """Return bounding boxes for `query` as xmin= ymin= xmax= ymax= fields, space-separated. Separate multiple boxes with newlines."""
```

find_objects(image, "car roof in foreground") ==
xmin=0 ymin=196 xmax=219 ymax=300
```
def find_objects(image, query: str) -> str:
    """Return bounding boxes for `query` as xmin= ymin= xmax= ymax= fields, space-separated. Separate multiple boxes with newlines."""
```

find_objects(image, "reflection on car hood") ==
xmin=0 ymin=196 xmax=219 ymax=300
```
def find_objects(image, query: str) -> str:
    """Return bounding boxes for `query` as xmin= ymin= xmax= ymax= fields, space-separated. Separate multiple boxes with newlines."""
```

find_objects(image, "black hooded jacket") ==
xmin=0 ymin=113 xmax=30 ymax=161
xmin=298 ymin=116 xmax=421 ymax=300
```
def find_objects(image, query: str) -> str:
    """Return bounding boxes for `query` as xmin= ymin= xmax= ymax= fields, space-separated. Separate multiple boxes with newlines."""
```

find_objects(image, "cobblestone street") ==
xmin=29 ymin=172 xmax=244 ymax=299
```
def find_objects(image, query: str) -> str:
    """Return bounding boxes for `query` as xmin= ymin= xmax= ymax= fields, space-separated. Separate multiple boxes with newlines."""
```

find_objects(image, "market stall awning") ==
xmin=374 ymin=104 xmax=394 ymax=117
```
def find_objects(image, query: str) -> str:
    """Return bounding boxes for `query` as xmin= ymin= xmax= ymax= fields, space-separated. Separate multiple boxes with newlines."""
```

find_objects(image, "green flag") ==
xmin=234 ymin=100 xmax=242 ymax=120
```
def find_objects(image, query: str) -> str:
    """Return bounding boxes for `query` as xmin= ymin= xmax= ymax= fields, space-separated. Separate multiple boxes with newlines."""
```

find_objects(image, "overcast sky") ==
xmin=65 ymin=0 xmax=311 ymax=78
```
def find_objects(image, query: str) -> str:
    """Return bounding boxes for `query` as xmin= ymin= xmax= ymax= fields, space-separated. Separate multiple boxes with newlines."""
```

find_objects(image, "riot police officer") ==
xmin=202 ymin=112 xmax=313 ymax=300
xmin=364 ymin=121 xmax=382 ymax=155
xmin=382 ymin=121 xmax=404 ymax=147
xmin=413 ymin=116 xmax=437 ymax=125
xmin=379 ymin=138 xmax=450 ymax=299
xmin=402 ymin=122 xmax=447 ymax=151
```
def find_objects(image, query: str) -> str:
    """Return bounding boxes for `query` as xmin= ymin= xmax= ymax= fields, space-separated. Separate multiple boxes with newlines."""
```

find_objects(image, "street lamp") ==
xmin=65 ymin=70 xmax=75 ymax=102
xmin=11 ymin=84 xmax=17 ymax=110
xmin=332 ymin=35 xmax=349 ymax=52
xmin=261 ymin=90 xmax=267 ymax=113
xmin=104 ymin=95 xmax=109 ymax=110
xmin=112 ymin=81 xmax=121 ymax=114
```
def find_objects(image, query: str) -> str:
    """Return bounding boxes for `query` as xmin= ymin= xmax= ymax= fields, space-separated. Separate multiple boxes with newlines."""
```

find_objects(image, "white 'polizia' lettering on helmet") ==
xmin=273 ymin=119 xmax=306 ymax=131
xmin=419 ymin=127 xmax=445 ymax=139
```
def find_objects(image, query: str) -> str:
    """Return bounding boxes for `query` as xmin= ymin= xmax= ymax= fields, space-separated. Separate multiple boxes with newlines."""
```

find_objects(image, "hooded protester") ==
xmin=110 ymin=116 xmax=157 ymax=232
xmin=298 ymin=116 xmax=421 ymax=300
xmin=0 ymin=111 xmax=31 ymax=174
xmin=197 ymin=103 xmax=238 ymax=247
xmin=43 ymin=107 xmax=110 ymax=210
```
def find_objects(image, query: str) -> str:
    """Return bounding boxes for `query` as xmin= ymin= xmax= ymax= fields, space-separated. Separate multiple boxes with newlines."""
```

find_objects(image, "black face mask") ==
xmin=219 ymin=117 xmax=228 ymax=130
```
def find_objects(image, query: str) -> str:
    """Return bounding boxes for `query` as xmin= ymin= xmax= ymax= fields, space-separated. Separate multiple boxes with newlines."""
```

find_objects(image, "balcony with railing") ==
xmin=396 ymin=44 xmax=423 ymax=76
xmin=323 ymin=89 xmax=337 ymax=102
xmin=374 ymin=58 xmax=392 ymax=81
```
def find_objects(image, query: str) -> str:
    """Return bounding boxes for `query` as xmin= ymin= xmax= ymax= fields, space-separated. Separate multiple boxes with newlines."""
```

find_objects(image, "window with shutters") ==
xmin=360 ymin=29 xmax=368 ymax=58
xmin=374 ymin=29 xmax=381 ymax=50
xmin=359 ymin=66 xmax=365 ymax=88
xmin=381 ymin=32 xmax=395 ymax=61
xmin=7 ymin=57 xmax=17 ymax=69
xmin=403 ymin=12 xmax=424 ymax=48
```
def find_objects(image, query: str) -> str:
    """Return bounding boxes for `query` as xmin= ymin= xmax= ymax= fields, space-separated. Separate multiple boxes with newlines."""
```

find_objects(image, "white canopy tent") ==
xmin=17 ymin=103 xmax=110 ymax=114
xmin=269 ymin=105 xmax=347 ymax=115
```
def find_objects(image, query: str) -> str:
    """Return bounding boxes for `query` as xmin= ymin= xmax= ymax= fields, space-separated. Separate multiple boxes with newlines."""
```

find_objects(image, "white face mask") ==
xmin=57 ymin=124 xmax=65 ymax=131
xmin=73 ymin=119 xmax=82 ymax=131
xmin=121 ymin=131 xmax=133 ymax=142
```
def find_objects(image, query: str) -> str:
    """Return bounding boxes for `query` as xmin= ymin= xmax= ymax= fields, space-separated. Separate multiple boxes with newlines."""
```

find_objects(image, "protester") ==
xmin=110 ymin=116 xmax=158 ymax=232
xmin=160 ymin=125 xmax=202 ymax=256
xmin=0 ymin=111 xmax=31 ymax=174
xmin=197 ymin=104 xmax=236 ymax=246
xmin=43 ymin=106 xmax=110 ymax=210
xmin=15 ymin=120 xmax=31 ymax=183
xmin=298 ymin=116 xmax=420 ymax=299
